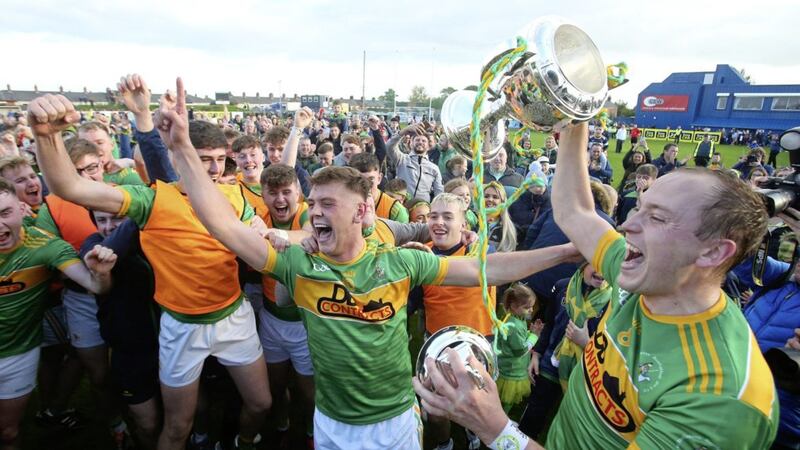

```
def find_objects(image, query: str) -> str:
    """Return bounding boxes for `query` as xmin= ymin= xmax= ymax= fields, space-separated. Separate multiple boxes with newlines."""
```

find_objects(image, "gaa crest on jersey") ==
xmin=636 ymin=352 xmax=663 ymax=393
xmin=582 ymin=326 xmax=646 ymax=441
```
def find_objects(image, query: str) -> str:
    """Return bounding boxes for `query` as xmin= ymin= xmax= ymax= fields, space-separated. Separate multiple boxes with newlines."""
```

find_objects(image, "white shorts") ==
xmin=0 ymin=347 xmax=40 ymax=399
xmin=313 ymin=403 xmax=422 ymax=450
xmin=159 ymin=300 xmax=262 ymax=387
xmin=258 ymin=309 xmax=314 ymax=376
xmin=244 ymin=282 xmax=264 ymax=316
xmin=41 ymin=304 xmax=69 ymax=347
xmin=62 ymin=288 xmax=105 ymax=349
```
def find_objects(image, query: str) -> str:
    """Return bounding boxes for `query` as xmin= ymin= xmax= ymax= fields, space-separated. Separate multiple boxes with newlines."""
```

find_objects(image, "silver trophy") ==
xmin=416 ymin=325 xmax=498 ymax=390
xmin=441 ymin=16 xmax=611 ymax=162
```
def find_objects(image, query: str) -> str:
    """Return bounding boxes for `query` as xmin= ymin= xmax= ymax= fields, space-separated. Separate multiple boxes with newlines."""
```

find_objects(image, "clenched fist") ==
xmin=28 ymin=94 xmax=81 ymax=137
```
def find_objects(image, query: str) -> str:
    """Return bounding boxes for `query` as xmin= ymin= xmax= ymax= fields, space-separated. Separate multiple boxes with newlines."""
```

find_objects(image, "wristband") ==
xmin=270 ymin=229 xmax=289 ymax=241
xmin=487 ymin=419 xmax=530 ymax=450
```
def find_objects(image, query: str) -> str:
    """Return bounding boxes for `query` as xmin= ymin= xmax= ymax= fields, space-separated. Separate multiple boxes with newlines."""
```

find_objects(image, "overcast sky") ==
xmin=1 ymin=0 xmax=798 ymax=106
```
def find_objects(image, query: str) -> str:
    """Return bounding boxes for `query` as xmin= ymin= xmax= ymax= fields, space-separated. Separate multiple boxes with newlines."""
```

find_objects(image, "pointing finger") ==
xmin=175 ymin=77 xmax=186 ymax=113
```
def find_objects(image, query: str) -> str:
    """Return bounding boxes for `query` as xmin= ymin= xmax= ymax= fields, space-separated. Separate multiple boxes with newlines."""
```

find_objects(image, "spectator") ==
xmin=444 ymin=178 xmax=478 ymax=231
xmin=587 ymin=143 xmax=612 ymax=184
xmin=296 ymin=137 xmax=318 ymax=173
xmin=733 ymin=209 xmax=800 ymax=450
xmin=384 ymin=178 xmax=408 ymax=204
xmin=484 ymin=181 xmax=517 ymax=252
xmin=313 ymin=142 xmax=335 ymax=174
xmin=509 ymin=177 xmax=551 ymax=239
xmin=333 ymin=134 xmax=363 ymax=167
xmin=408 ymin=200 xmax=431 ymax=224
xmin=385 ymin=124 xmax=444 ymax=202
xmin=587 ymin=126 xmax=608 ymax=151
xmin=709 ymin=151 xmax=724 ymax=170
xmin=618 ymin=150 xmax=646 ymax=192
xmin=652 ymin=143 xmax=687 ymax=177
xmin=442 ymin=155 xmax=468 ymax=185
xmin=484 ymin=147 xmax=523 ymax=188
xmin=615 ymin=164 xmax=657 ymax=224
xmin=693 ymin=133 xmax=715 ymax=167
xmin=614 ymin=124 xmax=627 ymax=153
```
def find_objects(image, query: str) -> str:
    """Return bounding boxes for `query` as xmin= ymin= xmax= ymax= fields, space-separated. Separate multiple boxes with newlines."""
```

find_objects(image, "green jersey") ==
xmin=0 ymin=226 xmax=80 ymax=357
xmin=547 ymin=229 xmax=778 ymax=449
xmin=262 ymin=239 xmax=448 ymax=425
xmin=104 ymin=168 xmax=145 ymax=186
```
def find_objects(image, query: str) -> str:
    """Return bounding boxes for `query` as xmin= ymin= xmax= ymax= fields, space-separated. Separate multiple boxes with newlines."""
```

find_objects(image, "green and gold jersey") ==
xmin=0 ymin=226 xmax=80 ymax=357
xmin=547 ymin=229 xmax=778 ymax=449
xmin=104 ymin=168 xmax=145 ymax=186
xmin=262 ymin=239 xmax=448 ymax=425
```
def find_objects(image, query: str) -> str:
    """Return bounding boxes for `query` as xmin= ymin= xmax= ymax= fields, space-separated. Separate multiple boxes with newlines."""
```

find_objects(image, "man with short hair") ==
xmin=588 ymin=126 xmax=608 ymax=151
xmin=297 ymin=137 xmax=318 ymax=173
xmin=614 ymin=124 xmax=627 ymax=153
xmin=29 ymin=93 xmax=271 ymax=450
xmin=415 ymin=122 xmax=780 ymax=449
xmin=332 ymin=135 xmax=362 ymax=167
xmin=0 ymin=156 xmax=42 ymax=224
xmin=483 ymin=147 xmax=523 ymax=188
xmin=652 ymin=143 xmax=687 ymax=177
xmin=159 ymin=78 xmax=579 ymax=450
xmin=77 ymin=122 xmax=144 ymax=186
xmin=386 ymin=124 xmax=444 ymax=202
xmin=263 ymin=125 xmax=311 ymax=196
xmin=257 ymin=164 xmax=315 ymax=447
xmin=0 ymin=178 xmax=115 ymax=450
xmin=314 ymin=143 xmax=334 ymax=173
xmin=232 ymin=134 xmax=268 ymax=219
xmin=349 ymin=153 xmax=408 ymax=223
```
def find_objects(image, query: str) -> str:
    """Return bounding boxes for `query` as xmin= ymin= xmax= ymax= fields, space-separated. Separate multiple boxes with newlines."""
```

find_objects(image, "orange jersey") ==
xmin=262 ymin=202 xmax=309 ymax=305
xmin=422 ymin=243 xmax=496 ymax=336
xmin=119 ymin=180 xmax=251 ymax=316
xmin=373 ymin=190 xmax=400 ymax=221
xmin=42 ymin=194 xmax=96 ymax=251
xmin=238 ymin=178 xmax=269 ymax=221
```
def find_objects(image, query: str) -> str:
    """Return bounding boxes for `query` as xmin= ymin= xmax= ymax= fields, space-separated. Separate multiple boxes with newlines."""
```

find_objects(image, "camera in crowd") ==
xmin=757 ymin=125 xmax=800 ymax=216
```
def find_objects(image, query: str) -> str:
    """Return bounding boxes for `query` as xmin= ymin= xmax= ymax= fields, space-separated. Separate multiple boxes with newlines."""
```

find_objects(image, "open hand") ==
xmin=117 ymin=74 xmax=152 ymax=116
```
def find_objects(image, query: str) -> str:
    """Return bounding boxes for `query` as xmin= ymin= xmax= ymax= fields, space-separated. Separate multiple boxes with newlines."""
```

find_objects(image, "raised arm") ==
xmin=157 ymin=78 xmax=270 ymax=271
xmin=118 ymin=73 xmax=178 ymax=182
xmin=385 ymin=123 xmax=423 ymax=165
xmin=29 ymin=95 xmax=125 ymax=213
xmin=281 ymin=107 xmax=314 ymax=168
xmin=442 ymin=243 xmax=579 ymax=286
xmin=551 ymin=123 xmax=614 ymax=261
xmin=367 ymin=116 xmax=387 ymax=165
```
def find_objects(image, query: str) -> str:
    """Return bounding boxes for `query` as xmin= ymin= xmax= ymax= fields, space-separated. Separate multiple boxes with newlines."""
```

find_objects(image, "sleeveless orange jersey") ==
xmin=262 ymin=202 xmax=309 ymax=304
xmin=136 ymin=181 xmax=249 ymax=315
xmin=43 ymin=194 xmax=96 ymax=251
xmin=373 ymin=190 xmax=400 ymax=221
xmin=422 ymin=243 xmax=496 ymax=336
xmin=238 ymin=179 xmax=269 ymax=221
